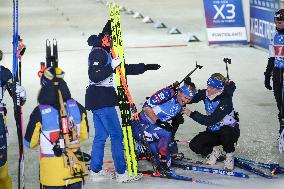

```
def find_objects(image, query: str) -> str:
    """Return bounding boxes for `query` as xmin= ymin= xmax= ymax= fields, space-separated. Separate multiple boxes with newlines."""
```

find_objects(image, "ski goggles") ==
xmin=180 ymin=84 xmax=196 ymax=97
xmin=207 ymin=77 xmax=224 ymax=89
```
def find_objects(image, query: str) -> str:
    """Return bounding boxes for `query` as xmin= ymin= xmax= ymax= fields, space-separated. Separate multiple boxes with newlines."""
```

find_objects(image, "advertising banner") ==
xmin=250 ymin=0 xmax=279 ymax=49
xmin=203 ymin=0 xmax=248 ymax=44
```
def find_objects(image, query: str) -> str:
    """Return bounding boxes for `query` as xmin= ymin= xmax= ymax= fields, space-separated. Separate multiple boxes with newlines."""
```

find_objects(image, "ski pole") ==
xmin=223 ymin=58 xmax=231 ymax=80
xmin=167 ymin=61 xmax=203 ymax=91
xmin=177 ymin=61 xmax=203 ymax=86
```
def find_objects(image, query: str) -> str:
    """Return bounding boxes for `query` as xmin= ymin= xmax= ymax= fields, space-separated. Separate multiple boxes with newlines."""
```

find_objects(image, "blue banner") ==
xmin=203 ymin=0 xmax=247 ymax=44
xmin=250 ymin=0 xmax=279 ymax=49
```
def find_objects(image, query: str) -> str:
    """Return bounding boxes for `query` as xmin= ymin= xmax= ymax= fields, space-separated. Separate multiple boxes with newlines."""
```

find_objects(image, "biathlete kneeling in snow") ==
xmin=183 ymin=73 xmax=240 ymax=171
xmin=132 ymin=82 xmax=196 ymax=172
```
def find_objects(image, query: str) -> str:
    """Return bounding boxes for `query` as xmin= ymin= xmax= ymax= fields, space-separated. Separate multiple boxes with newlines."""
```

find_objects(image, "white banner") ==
xmin=207 ymin=27 xmax=247 ymax=42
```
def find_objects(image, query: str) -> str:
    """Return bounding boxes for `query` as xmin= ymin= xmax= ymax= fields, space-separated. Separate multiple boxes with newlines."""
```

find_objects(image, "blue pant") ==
xmin=132 ymin=120 xmax=172 ymax=166
xmin=90 ymin=107 xmax=126 ymax=174
xmin=41 ymin=181 xmax=81 ymax=189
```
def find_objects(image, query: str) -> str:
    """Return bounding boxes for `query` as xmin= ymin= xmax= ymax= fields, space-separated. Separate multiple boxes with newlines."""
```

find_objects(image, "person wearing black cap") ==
xmin=265 ymin=9 xmax=284 ymax=139
xmin=183 ymin=73 xmax=239 ymax=171
xmin=24 ymin=67 xmax=89 ymax=189
xmin=86 ymin=20 xmax=161 ymax=183
xmin=0 ymin=49 xmax=26 ymax=189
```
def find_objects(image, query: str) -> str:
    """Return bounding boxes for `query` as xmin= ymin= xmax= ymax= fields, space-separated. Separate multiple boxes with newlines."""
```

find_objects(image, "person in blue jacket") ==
xmin=0 ymin=49 xmax=26 ymax=189
xmin=86 ymin=20 xmax=161 ymax=183
xmin=183 ymin=73 xmax=239 ymax=171
xmin=132 ymin=82 xmax=196 ymax=172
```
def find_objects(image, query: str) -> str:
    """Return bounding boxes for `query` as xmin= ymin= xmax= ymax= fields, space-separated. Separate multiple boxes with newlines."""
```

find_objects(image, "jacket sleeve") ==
xmin=76 ymin=102 xmax=89 ymax=142
xmin=189 ymin=89 xmax=206 ymax=104
xmin=24 ymin=107 xmax=42 ymax=149
xmin=190 ymin=98 xmax=233 ymax=127
xmin=266 ymin=33 xmax=275 ymax=76
xmin=143 ymin=88 xmax=175 ymax=108
xmin=1 ymin=66 xmax=15 ymax=98
xmin=88 ymin=63 xmax=114 ymax=83
xmin=224 ymin=81 xmax=236 ymax=97
xmin=125 ymin=63 xmax=147 ymax=75
xmin=265 ymin=57 xmax=275 ymax=77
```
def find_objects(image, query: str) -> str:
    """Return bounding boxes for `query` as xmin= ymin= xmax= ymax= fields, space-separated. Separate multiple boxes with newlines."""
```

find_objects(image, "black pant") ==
xmin=189 ymin=125 xmax=240 ymax=157
xmin=272 ymin=68 xmax=284 ymax=132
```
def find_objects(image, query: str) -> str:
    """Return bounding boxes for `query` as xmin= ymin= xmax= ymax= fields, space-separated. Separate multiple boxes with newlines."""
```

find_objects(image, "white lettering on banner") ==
xmin=207 ymin=27 xmax=247 ymax=41
xmin=213 ymin=4 xmax=236 ymax=20
xmin=213 ymin=0 xmax=229 ymax=4
xmin=214 ymin=4 xmax=225 ymax=19
xmin=250 ymin=17 xmax=275 ymax=39
xmin=212 ymin=32 xmax=242 ymax=37
xmin=226 ymin=4 xmax=235 ymax=19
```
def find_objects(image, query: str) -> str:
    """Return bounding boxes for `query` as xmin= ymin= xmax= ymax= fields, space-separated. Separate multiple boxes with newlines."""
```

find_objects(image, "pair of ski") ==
xmin=103 ymin=160 xmax=214 ymax=184
xmin=171 ymin=159 xmax=249 ymax=179
xmin=234 ymin=157 xmax=284 ymax=179
xmin=138 ymin=154 xmax=249 ymax=179
xmin=139 ymin=169 xmax=214 ymax=184
xmin=109 ymin=3 xmax=138 ymax=177
xmin=177 ymin=155 xmax=284 ymax=179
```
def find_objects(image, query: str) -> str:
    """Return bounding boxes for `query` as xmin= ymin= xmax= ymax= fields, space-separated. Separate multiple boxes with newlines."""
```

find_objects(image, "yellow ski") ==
xmin=109 ymin=3 xmax=138 ymax=176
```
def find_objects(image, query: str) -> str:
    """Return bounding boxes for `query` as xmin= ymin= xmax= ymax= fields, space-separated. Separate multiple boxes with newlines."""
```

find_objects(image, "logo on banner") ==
xmin=214 ymin=4 xmax=236 ymax=20
xmin=203 ymin=0 xmax=247 ymax=44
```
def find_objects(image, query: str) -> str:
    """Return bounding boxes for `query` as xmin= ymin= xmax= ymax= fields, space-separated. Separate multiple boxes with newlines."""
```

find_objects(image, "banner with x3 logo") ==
xmin=203 ymin=0 xmax=248 ymax=45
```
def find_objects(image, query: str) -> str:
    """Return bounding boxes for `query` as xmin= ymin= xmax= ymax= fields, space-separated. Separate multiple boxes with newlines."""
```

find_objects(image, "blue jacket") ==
xmin=189 ymin=82 xmax=237 ymax=131
xmin=85 ymin=47 xmax=148 ymax=110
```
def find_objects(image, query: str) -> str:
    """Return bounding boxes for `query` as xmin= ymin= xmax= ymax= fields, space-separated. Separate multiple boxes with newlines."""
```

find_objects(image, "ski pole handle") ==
xmin=223 ymin=58 xmax=231 ymax=80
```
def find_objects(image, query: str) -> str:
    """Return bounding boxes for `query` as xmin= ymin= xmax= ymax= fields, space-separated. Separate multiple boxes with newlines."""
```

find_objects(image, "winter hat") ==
xmin=38 ymin=67 xmax=71 ymax=105
xmin=87 ymin=35 xmax=103 ymax=47
xmin=41 ymin=67 xmax=65 ymax=86
xmin=101 ymin=20 xmax=112 ymax=36
xmin=180 ymin=84 xmax=196 ymax=97
xmin=88 ymin=48 xmax=108 ymax=65
xmin=275 ymin=9 xmax=284 ymax=21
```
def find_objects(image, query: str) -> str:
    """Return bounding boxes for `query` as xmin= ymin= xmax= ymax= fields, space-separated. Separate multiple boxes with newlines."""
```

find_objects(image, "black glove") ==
xmin=171 ymin=113 xmax=184 ymax=126
xmin=156 ymin=119 xmax=173 ymax=132
xmin=170 ymin=81 xmax=179 ymax=92
xmin=264 ymin=73 xmax=272 ymax=90
xmin=183 ymin=77 xmax=192 ymax=85
xmin=145 ymin=64 xmax=161 ymax=71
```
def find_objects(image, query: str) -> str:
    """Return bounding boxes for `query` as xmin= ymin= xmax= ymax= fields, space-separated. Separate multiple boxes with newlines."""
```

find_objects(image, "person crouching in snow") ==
xmin=183 ymin=73 xmax=239 ymax=171
xmin=132 ymin=82 xmax=196 ymax=173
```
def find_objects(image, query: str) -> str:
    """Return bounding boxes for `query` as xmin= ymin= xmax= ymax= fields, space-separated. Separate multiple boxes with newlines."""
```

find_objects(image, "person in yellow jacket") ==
xmin=0 ymin=49 xmax=26 ymax=189
xmin=24 ymin=67 xmax=89 ymax=189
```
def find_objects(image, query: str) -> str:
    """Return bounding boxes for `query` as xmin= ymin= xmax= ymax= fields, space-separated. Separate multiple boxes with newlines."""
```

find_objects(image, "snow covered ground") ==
xmin=1 ymin=0 xmax=284 ymax=188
